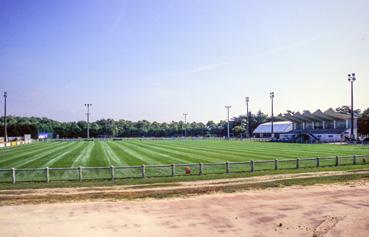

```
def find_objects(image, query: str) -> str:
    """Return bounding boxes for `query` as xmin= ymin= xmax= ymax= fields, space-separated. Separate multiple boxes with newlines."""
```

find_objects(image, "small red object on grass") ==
xmin=185 ymin=166 xmax=191 ymax=175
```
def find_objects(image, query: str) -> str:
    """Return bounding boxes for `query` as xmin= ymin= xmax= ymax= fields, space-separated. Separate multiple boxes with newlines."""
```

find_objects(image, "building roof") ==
xmin=253 ymin=121 xmax=293 ymax=134
xmin=277 ymin=108 xmax=353 ymax=122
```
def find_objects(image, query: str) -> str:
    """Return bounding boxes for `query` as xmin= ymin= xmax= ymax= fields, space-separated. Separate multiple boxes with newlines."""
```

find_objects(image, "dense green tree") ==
xmin=358 ymin=108 xmax=369 ymax=135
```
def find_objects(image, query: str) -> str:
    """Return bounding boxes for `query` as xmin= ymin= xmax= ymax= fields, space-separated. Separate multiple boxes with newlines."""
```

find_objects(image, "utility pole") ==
xmin=225 ymin=106 xmax=231 ymax=139
xmin=270 ymin=92 xmax=274 ymax=138
xmin=348 ymin=73 xmax=356 ymax=140
xmin=183 ymin=113 xmax=188 ymax=137
xmin=84 ymin=104 xmax=92 ymax=139
xmin=3 ymin=92 xmax=7 ymax=143
xmin=245 ymin=97 xmax=249 ymax=138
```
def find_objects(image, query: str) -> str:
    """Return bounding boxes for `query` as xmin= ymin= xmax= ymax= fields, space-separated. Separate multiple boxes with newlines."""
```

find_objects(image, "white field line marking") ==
xmin=103 ymin=142 xmax=126 ymax=166
xmin=42 ymin=142 xmax=85 ymax=167
xmin=113 ymin=142 xmax=160 ymax=164
xmin=127 ymin=142 xmax=189 ymax=164
xmin=8 ymin=142 xmax=76 ymax=168
xmin=71 ymin=142 xmax=95 ymax=167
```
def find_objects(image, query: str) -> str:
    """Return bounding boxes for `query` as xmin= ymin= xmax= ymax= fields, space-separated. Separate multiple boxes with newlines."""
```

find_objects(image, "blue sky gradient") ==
xmin=1 ymin=0 xmax=368 ymax=122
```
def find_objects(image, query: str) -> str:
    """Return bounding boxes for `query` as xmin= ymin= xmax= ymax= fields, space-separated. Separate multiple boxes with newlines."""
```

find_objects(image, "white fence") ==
xmin=0 ymin=155 xmax=368 ymax=184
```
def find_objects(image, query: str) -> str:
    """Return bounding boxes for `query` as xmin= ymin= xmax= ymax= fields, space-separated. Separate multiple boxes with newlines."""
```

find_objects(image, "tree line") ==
xmin=0 ymin=111 xmax=268 ymax=139
xmin=0 ymin=107 xmax=368 ymax=139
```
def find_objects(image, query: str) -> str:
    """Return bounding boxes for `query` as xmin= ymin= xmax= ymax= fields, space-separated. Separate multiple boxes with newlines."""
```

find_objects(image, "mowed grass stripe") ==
xmin=134 ymin=141 xmax=238 ymax=162
xmin=0 ymin=142 xmax=45 ymax=155
xmin=129 ymin=140 xmax=246 ymax=164
xmin=127 ymin=141 xmax=197 ymax=164
xmin=86 ymin=141 xmax=107 ymax=167
xmin=158 ymin=140 xmax=310 ymax=158
xmin=23 ymin=142 xmax=79 ymax=168
xmin=124 ymin=141 xmax=191 ymax=164
xmin=112 ymin=142 xmax=162 ymax=165
xmin=45 ymin=142 xmax=88 ymax=168
xmin=143 ymin=140 xmax=368 ymax=160
xmin=9 ymin=142 xmax=77 ymax=168
xmin=101 ymin=142 xmax=123 ymax=166
xmin=105 ymin=142 xmax=141 ymax=165
xmin=0 ymin=142 xmax=65 ymax=165
xmin=140 ymin=140 xmax=279 ymax=160
xmin=70 ymin=142 xmax=95 ymax=167
xmin=139 ymin=140 xmax=249 ymax=161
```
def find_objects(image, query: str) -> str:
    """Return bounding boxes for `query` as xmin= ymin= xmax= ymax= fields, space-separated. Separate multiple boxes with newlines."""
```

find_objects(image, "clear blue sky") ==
xmin=1 ymin=0 xmax=368 ymax=122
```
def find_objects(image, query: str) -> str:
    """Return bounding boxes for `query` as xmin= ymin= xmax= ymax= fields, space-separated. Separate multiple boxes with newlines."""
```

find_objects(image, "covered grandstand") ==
xmin=253 ymin=121 xmax=293 ymax=138
xmin=253 ymin=108 xmax=357 ymax=142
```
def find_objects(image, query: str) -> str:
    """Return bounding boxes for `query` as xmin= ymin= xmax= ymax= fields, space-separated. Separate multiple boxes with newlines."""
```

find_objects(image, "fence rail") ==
xmin=0 ymin=155 xmax=368 ymax=184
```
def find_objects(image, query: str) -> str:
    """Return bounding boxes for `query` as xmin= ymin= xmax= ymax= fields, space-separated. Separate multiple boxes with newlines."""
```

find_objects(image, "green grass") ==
xmin=1 ymin=140 xmax=368 ymax=168
xmin=0 ymin=140 xmax=368 ymax=183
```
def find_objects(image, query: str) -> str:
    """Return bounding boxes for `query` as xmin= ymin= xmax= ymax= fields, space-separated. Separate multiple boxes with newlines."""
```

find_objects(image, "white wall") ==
xmin=313 ymin=134 xmax=342 ymax=142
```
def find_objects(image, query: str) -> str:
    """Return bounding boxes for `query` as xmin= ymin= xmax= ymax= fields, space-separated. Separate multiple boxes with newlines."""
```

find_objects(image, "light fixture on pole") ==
xmin=3 ymin=91 xmax=7 ymax=143
xmin=225 ymin=106 xmax=231 ymax=139
xmin=183 ymin=113 xmax=188 ymax=137
xmin=270 ymin=92 xmax=274 ymax=138
xmin=348 ymin=73 xmax=356 ymax=140
xmin=245 ymin=97 xmax=249 ymax=138
xmin=84 ymin=104 xmax=92 ymax=139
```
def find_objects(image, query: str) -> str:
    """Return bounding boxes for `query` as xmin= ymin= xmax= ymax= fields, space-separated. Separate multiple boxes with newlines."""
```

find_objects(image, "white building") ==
xmin=253 ymin=121 xmax=293 ymax=138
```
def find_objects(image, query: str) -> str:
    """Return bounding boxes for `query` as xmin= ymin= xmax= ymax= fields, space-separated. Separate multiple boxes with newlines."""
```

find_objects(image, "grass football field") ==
xmin=0 ymin=139 xmax=368 ymax=169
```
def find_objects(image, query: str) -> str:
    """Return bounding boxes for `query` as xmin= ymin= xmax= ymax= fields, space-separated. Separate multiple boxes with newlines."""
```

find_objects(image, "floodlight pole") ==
xmin=225 ymin=106 xmax=231 ymax=139
xmin=270 ymin=92 xmax=274 ymax=138
xmin=348 ymin=73 xmax=356 ymax=140
xmin=84 ymin=104 xmax=92 ymax=139
xmin=3 ymin=92 xmax=7 ymax=143
xmin=245 ymin=97 xmax=249 ymax=138
xmin=183 ymin=113 xmax=188 ymax=137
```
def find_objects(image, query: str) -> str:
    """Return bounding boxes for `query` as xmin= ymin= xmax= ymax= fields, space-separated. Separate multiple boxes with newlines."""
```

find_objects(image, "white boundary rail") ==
xmin=0 ymin=155 xmax=368 ymax=184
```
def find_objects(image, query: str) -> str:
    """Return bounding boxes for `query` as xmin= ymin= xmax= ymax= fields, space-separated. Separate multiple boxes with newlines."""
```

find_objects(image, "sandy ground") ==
xmin=1 ymin=182 xmax=369 ymax=237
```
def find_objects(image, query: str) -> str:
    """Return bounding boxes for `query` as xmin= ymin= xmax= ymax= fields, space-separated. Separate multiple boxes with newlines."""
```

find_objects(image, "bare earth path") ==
xmin=1 ymin=181 xmax=369 ymax=237
xmin=1 ymin=170 xmax=369 ymax=204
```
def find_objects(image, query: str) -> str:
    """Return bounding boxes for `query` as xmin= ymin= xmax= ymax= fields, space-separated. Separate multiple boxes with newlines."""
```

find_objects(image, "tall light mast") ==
xmin=84 ymin=104 xmax=92 ymax=139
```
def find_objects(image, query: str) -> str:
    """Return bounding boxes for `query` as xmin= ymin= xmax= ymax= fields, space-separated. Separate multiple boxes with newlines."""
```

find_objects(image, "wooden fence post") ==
xmin=335 ymin=156 xmax=339 ymax=166
xmin=316 ymin=157 xmax=320 ymax=167
xmin=226 ymin=161 xmax=230 ymax=173
xmin=296 ymin=158 xmax=300 ymax=169
xmin=250 ymin=160 xmax=254 ymax=173
xmin=353 ymin=155 xmax=356 ymax=165
xmin=199 ymin=163 xmax=204 ymax=175
xmin=12 ymin=168 xmax=16 ymax=184
xmin=79 ymin=166 xmax=83 ymax=182
xmin=274 ymin=159 xmax=278 ymax=170
xmin=45 ymin=167 xmax=50 ymax=183
xmin=110 ymin=166 xmax=115 ymax=181
xmin=141 ymin=164 xmax=146 ymax=178
xmin=171 ymin=164 xmax=175 ymax=177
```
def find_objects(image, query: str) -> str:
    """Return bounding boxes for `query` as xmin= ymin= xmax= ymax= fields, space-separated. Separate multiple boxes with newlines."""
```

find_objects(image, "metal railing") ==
xmin=0 ymin=155 xmax=368 ymax=184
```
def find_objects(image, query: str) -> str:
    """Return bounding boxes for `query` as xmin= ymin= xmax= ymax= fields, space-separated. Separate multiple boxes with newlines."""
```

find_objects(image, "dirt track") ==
xmin=1 ymin=170 xmax=369 ymax=205
xmin=1 ymin=180 xmax=369 ymax=236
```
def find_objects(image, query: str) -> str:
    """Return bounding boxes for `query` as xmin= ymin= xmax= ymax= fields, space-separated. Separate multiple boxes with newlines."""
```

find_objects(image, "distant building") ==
xmin=253 ymin=121 xmax=293 ymax=138
xmin=38 ymin=132 xmax=53 ymax=139
xmin=253 ymin=108 xmax=357 ymax=143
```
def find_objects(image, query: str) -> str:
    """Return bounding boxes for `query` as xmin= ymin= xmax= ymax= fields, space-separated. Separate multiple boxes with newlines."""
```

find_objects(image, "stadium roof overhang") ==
xmin=277 ymin=108 xmax=353 ymax=123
